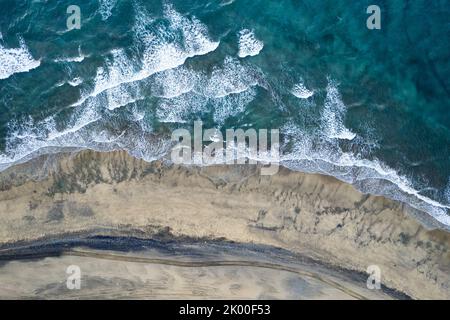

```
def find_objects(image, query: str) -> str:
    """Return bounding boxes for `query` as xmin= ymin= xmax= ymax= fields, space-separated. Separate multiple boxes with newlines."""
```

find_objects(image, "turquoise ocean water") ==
xmin=0 ymin=0 xmax=449 ymax=225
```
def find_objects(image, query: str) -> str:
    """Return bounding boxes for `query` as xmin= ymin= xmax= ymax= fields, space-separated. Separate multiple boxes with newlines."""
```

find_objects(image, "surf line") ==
xmin=171 ymin=121 xmax=280 ymax=175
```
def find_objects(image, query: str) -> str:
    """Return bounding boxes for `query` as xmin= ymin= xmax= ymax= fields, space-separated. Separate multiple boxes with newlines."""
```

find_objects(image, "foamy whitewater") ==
xmin=0 ymin=38 xmax=40 ymax=80
xmin=0 ymin=0 xmax=449 ymax=228
xmin=238 ymin=29 xmax=264 ymax=58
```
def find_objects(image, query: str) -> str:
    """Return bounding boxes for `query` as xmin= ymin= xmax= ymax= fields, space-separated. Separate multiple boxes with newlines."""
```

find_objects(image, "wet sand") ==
xmin=0 ymin=237 xmax=401 ymax=300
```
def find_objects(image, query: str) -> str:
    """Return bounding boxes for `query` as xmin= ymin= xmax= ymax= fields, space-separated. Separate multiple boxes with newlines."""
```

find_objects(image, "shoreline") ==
xmin=0 ymin=149 xmax=449 ymax=299
xmin=1 ymin=144 xmax=449 ymax=232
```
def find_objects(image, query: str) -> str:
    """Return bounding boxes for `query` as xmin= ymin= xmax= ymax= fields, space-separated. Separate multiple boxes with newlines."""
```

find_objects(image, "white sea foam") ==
xmin=156 ymin=84 xmax=257 ymax=125
xmin=47 ymin=100 xmax=101 ymax=141
xmin=212 ymin=87 xmax=257 ymax=124
xmin=0 ymin=4 xmax=224 ymax=166
xmin=219 ymin=0 xmax=236 ymax=7
xmin=0 ymin=96 xmax=170 ymax=172
xmin=150 ymin=67 xmax=197 ymax=98
xmin=89 ymin=50 xmax=143 ymax=111
xmin=104 ymin=82 xmax=144 ymax=110
xmin=0 ymin=38 xmax=40 ymax=80
xmin=157 ymin=93 xmax=204 ymax=124
xmin=72 ymin=4 xmax=219 ymax=107
xmin=445 ymin=178 xmax=450 ymax=204
xmin=154 ymin=57 xmax=260 ymax=124
xmin=68 ymin=77 xmax=83 ymax=87
xmin=238 ymin=29 xmax=264 ymax=58
xmin=54 ymin=55 xmax=85 ymax=63
xmin=131 ymin=104 xmax=145 ymax=122
xmin=200 ymin=56 xmax=259 ymax=98
xmin=98 ymin=0 xmax=117 ymax=20
xmin=93 ymin=49 xmax=138 ymax=100
xmin=54 ymin=46 xmax=87 ymax=63
xmin=291 ymin=82 xmax=314 ymax=99
xmin=139 ymin=4 xmax=219 ymax=76
xmin=322 ymin=79 xmax=356 ymax=140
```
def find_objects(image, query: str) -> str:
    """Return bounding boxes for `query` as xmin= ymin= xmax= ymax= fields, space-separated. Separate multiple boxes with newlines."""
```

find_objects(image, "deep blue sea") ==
xmin=0 ymin=0 xmax=449 ymax=225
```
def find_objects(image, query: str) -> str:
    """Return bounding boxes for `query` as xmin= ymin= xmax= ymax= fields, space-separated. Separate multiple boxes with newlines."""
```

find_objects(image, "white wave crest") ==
xmin=72 ymin=4 xmax=219 ymax=108
xmin=200 ymin=56 xmax=259 ymax=98
xmin=0 ymin=97 xmax=170 ymax=172
xmin=150 ymin=67 xmax=197 ymax=98
xmin=98 ymin=0 xmax=117 ymax=20
xmin=54 ymin=46 xmax=87 ymax=63
xmin=155 ymin=57 xmax=260 ymax=124
xmin=104 ymin=82 xmax=143 ymax=111
xmin=157 ymin=92 xmax=207 ymax=123
xmin=445 ymin=178 xmax=450 ymax=204
xmin=322 ymin=79 xmax=356 ymax=140
xmin=0 ymin=38 xmax=40 ymax=80
xmin=291 ymin=82 xmax=314 ymax=99
xmin=139 ymin=4 xmax=219 ymax=76
xmin=212 ymin=87 xmax=257 ymax=124
xmin=93 ymin=49 xmax=139 ymax=100
xmin=238 ymin=29 xmax=264 ymax=58
xmin=68 ymin=77 xmax=83 ymax=87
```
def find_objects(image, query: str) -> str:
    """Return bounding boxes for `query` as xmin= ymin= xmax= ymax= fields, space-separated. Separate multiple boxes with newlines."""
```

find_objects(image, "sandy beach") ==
xmin=0 ymin=149 xmax=448 ymax=299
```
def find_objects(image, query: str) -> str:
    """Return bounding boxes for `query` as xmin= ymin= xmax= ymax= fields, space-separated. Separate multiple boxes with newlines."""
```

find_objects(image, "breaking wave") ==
xmin=0 ymin=38 xmax=40 ymax=80
xmin=238 ymin=29 xmax=264 ymax=58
